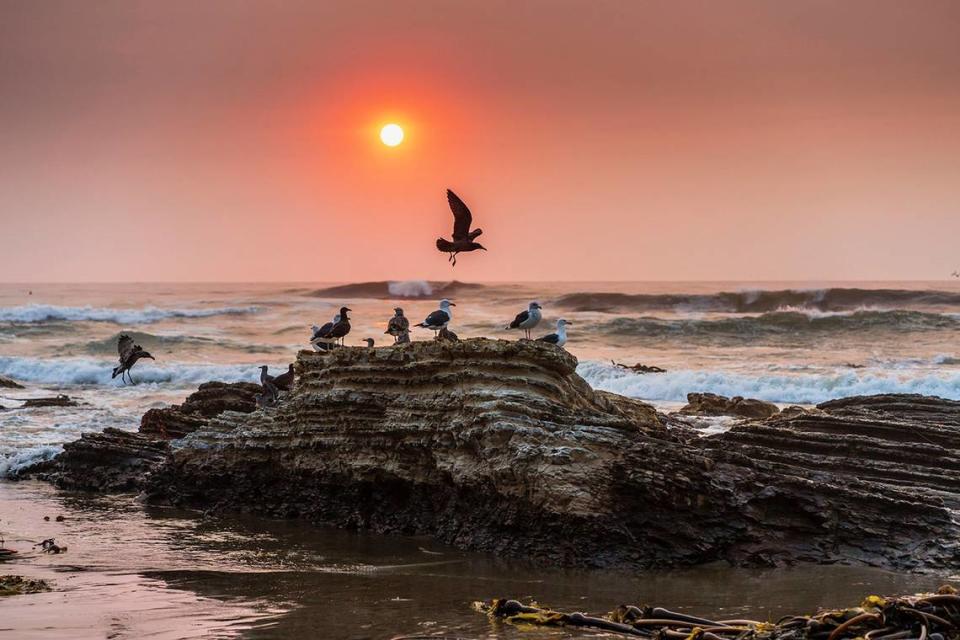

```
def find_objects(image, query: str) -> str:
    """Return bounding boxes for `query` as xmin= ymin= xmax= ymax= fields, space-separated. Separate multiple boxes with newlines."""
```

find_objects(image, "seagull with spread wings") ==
xmin=112 ymin=334 xmax=155 ymax=384
xmin=436 ymin=189 xmax=486 ymax=266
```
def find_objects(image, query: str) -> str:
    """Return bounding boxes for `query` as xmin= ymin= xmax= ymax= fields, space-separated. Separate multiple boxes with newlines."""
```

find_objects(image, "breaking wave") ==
xmin=308 ymin=280 xmax=484 ymax=299
xmin=0 ymin=304 xmax=260 ymax=324
xmin=601 ymin=310 xmax=960 ymax=338
xmin=0 ymin=356 xmax=270 ymax=387
xmin=577 ymin=361 xmax=960 ymax=405
xmin=556 ymin=288 xmax=960 ymax=313
xmin=0 ymin=445 xmax=62 ymax=479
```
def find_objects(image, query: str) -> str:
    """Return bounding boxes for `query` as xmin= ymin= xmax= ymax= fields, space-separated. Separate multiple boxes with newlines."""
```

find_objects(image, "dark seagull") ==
xmin=272 ymin=363 xmax=295 ymax=391
xmin=327 ymin=306 xmax=352 ymax=346
xmin=436 ymin=189 xmax=486 ymax=266
xmin=417 ymin=299 xmax=455 ymax=336
xmin=384 ymin=307 xmax=410 ymax=343
xmin=112 ymin=334 xmax=155 ymax=384
xmin=536 ymin=319 xmax=572 ymax=348
xmin=505 ymin=301 xmax=543 ymax=340
xmin=258 ymin=365 xmax=279 ymax=406
xmin=310 ymin=312 xmax=340 ymax=351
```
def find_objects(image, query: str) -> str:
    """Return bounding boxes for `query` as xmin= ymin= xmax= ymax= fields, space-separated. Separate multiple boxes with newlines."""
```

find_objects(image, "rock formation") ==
xmin=679 ymin=392 xmax=780 ymax=419
xmin=0 ymin=375 xmax=24 ymax=389
xmin=25 ymin=340 xmax=960 ymax=571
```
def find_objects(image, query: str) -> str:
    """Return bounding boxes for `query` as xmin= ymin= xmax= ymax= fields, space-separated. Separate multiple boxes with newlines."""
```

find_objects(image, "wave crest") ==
xmin=557 ymin=288 xmax=960 ymax=313
xmin=0 ymin=304 xmax=260 ymax=324
xmin=0 ymin=356 xmax=270 ymax=386
xmin=308 ymin=280 xmax=483 ymax=299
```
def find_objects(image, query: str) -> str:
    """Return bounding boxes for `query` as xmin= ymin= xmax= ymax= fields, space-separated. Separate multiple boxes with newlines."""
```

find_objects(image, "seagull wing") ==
xmin=447 ymin=189 xmax=473 ymax=241
xmin=422 ymin=309 xmax=450 ymax=327
xmin=537 ymin=333 xmax=559 ymax=344
xmin=509 ymin=310 xmax=529 ymax=329
xmin=117 ymin=334 xmax=135 ymax=362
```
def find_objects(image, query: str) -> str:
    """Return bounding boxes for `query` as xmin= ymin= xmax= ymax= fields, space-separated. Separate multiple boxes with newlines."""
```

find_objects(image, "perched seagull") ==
xmin=258 ymin=365 xmax=279 ymax=403
xmin=363 ymin=338 xmax=375 ymax=348
xmin=417 ymin=299 xmax=455 ymax=335
xmin=327 ymin=306 xmax=352 ymax=346
xmin=311 ymin=313 xmax=340 ymax=351
xmin=272 ymin=363 xmax=295 ymax=391
xmin=112 ymin=334 xmax=155 ymax=384
xmin=436 ymin=189 xmax=486 ymax=266
xmin=384 ymin=307 xmax=411 ymax=343
xmin=952 ymin=270 xmax=960 ymax=278
xmin=505 ymin=301 xmax=543 ymax=340
xmin=536 ymin=319 xmax=572 ymax=348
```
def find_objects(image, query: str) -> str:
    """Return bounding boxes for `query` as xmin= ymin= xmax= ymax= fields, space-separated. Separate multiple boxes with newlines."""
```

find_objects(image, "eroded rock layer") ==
xmin=27 ymin=340 xmax=960 ymax=571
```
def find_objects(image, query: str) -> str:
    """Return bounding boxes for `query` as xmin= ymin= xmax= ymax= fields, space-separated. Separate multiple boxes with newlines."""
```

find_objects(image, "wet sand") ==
xmin=1 ymin=480 xmax=956 ymax=639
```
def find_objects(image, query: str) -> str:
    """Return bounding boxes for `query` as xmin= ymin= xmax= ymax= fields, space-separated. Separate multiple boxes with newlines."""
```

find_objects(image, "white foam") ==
xmin=0 ymin=356 xmax=268 ymax=387
xmin=0 ymin=304 xmax=259 ymax=324
xmin=577 ymin=360 xmax=960 ymax=405
xmin=0 ymin=444 xmax=62 ymax=478
xmin=387 ymin=281 xmax=433 ymax=298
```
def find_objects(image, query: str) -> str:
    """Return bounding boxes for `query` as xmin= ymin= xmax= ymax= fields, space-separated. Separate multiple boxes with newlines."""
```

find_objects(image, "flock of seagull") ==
xmin=307 ymin=298 xmax=572 ymax=352
xmin=112 ymin=188 xmax=571 ymax=388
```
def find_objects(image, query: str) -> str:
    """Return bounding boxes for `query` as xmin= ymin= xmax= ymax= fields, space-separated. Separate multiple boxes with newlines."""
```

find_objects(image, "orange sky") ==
xmin=2 ymin=0 xmax=959 ymax=282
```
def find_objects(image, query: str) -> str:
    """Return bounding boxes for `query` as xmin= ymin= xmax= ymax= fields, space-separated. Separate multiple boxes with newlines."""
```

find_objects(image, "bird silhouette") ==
xmin=384 ymin=307 xmax=410 ymax=343
xmin=436 ymin=189 xmax=486 ymax=266
xmin=112 ymin=334 xmax=155 ymax=384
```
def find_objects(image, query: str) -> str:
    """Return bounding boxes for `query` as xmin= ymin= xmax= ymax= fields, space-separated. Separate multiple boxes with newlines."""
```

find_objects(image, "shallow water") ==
xmin=1 ymin=481 xmax=955 ymax=640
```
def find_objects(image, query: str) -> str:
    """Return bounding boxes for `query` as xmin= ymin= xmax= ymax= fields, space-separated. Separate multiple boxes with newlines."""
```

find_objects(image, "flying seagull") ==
xmin=327 ymin=306 xmax=352 ymax=346
xmin=112 ymin=334 xmax=155 ymax=384
xmin=417 ymin=299 xmax=455 ymax=336
xmin=436 ymin=189 xmax=486 ymax=266
xmin=385 ymin=307 xmax=411 ymax=343
xmin=505 ymin=301 xmax=543 ymax=340
xmin=536 ymin=319 xmax=572 ymax=348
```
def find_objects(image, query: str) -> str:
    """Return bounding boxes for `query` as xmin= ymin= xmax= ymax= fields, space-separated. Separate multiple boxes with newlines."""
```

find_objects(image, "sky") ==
xmin=1 ymin=0 xmax=959 ymax=282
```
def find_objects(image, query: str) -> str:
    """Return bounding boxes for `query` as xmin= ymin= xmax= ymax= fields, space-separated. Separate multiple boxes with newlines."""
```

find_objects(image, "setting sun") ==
xmin=379 ymin=123 xmax=404 ymax=146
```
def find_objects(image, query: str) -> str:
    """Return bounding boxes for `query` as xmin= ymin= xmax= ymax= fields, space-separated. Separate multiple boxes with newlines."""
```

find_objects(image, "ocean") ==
xmin=2 ymin=280 xmax=960 ymax=638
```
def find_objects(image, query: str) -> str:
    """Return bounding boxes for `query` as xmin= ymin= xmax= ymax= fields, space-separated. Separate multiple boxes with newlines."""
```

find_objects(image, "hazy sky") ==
xmin=2 ymin=0 xmax=959 ymax=282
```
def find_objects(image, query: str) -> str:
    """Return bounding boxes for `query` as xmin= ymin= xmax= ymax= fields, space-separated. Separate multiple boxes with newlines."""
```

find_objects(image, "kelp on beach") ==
xmin=475 ymin=587 xmax=960 ymax=639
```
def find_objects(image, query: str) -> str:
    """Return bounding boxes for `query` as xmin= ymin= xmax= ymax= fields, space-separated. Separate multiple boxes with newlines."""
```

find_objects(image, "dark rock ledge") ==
xmin=19 ymin=339 xmax=960 ymax=571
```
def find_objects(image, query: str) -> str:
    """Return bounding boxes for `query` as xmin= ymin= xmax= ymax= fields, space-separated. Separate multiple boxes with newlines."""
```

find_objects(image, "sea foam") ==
xmin=387 ymin=280 xmax=433 ymax=298
xmin=577 ymin=360 xmax=960 ymax=405
xmin=0 ymin=304 xmax=259 ymax=324
xmin=0 ymin=356 xmax=268 ymax=386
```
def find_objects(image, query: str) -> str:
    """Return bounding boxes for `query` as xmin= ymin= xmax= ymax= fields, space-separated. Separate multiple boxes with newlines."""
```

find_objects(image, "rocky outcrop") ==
xmin=0 ymin=375 xmax=24 ymax=389
xmin=33 ymin=382 xmax=260 ymax=488
xmin=32 ymin=341 xmax=960 ymax=571
xmin=679 ymin=392 xmax=780 ymax=419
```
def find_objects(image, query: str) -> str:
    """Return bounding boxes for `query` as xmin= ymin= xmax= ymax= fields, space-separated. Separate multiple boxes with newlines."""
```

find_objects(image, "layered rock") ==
xmin=0 ymin=375 xmax=24 ymax=389
xmin=31 ymin=340 xmax=960 ymax=571
xmin=679 ymin=392 xmax=780 ymax=419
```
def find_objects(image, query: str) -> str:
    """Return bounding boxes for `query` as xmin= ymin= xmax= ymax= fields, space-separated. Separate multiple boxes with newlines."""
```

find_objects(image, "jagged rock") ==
xmin=679 ymin=392 xmax=780 ymax=419
xmin=0 ymin=575 xmax=52 ymax=596
xmin=140 ymin=381 xmax=260 ymax=438
xmin=0 ymin=375 xmax=24 ymax=389
xmin=49 ymin=428 xmax=170 ymax=492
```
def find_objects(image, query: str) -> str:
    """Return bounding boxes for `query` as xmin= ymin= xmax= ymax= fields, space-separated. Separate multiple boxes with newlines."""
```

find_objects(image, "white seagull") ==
xmin=536 ymin=319 xmax=572 ymax=348
xmin=505 ymin=301 xmax=543 ymax=340
xmin=417 ymin=299 xmax=455 ymax=335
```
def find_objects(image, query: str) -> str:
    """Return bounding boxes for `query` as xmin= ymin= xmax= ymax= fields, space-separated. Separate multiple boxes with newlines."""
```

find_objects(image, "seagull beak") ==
xmin=449 ymin=302 xmax=456 ymax=306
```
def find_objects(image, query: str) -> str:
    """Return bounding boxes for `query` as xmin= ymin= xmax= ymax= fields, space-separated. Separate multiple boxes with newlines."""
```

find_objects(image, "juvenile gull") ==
xmin=363 ymin=338 xmax=375 ymax=348
xmin=327 ymin=306 xmax=352 ymax=346
xmin=258 ymin=365 xmax=279 ymax=404
xmin=436 ymin=189 xmax=486 ymax=266
xmin=112 ymin=334 xmax=155 ymax=385
xmin=384 ymin=307 xmax=410 ymax=343
xmin=536 ymin=319 xmax=572 ymax=348
xmin=272 ymin=364 xmax=295 ymax=391
xmin=417 ymin=299 xmax=455 ymax=336
xmin=505 ymin=301 xmax=542 ymax=340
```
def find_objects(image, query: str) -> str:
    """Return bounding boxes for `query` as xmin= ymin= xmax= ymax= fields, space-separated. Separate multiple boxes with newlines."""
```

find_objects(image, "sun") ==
xmin=380 ymin=123 xmax=404 ymax=147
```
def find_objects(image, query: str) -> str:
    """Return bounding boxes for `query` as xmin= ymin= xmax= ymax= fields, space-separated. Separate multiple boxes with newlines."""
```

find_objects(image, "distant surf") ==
xmin=577 ymin=360 xmax=960 ymax=405
xmin=308 ymin=280 xmax=484 ymax=299
xmin=556 ymin=288 xmax=960 ymax=313
xmin=600 ymin=309 xmax=960 ymax=338
xmin=0 ymin=304 xmax=260 ymax=324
